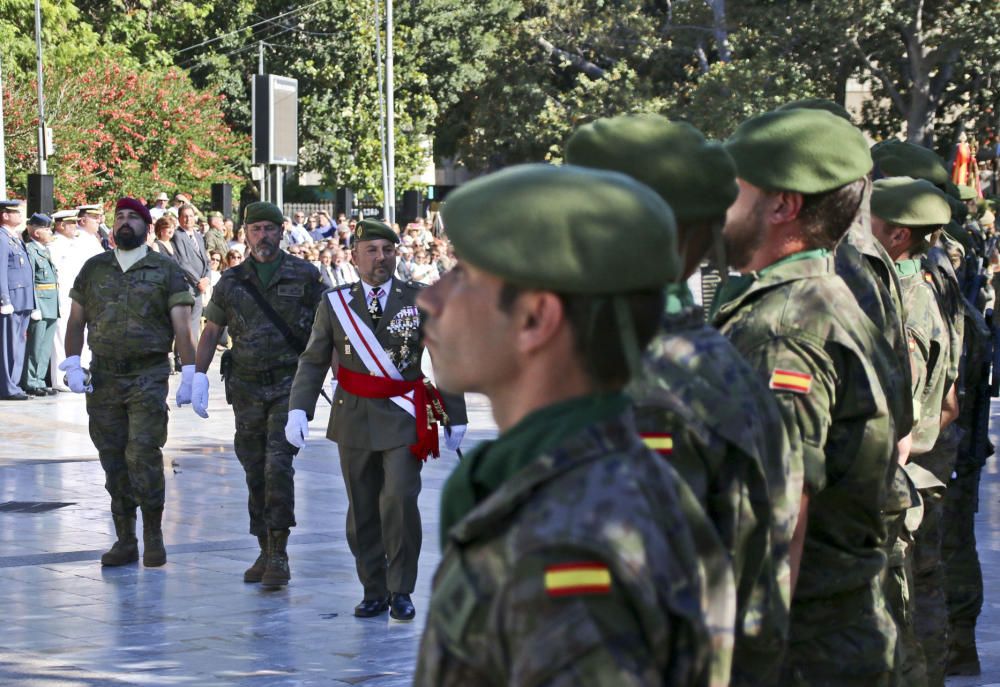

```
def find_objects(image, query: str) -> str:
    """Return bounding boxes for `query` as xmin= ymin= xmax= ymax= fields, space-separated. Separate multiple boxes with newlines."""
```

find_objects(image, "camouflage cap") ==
xmin=564 ymin=114 xmax=737 ymax=224
xmin=871 ymin=140 xmax=949 ymax=187
xmin=724 ymin=109 xmax=872 ymax=194
xmin=957 ymin=185 xmax=977 ymax=201
xmin=354 ymin=218 xmax=399 ymax=244
xmin=242 ymin=201 xmax=283 ymax=226
xmin=442 ymin=163 xmax=679 ymax=293
xmin=776 ymin=98 xmax=853 ymax=122
xmin=871 ymin=177 xmax=951 ymax=231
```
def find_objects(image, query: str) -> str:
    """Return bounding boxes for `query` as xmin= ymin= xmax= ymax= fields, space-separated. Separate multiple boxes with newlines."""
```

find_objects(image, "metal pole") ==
xmin=0 ymin=54 xmax=7 ymax=199
xmin=258 ymin=41 xmax=267 ymax=203
xmin=374 ymin=0 xmax=389 ymax=217
xmin=385 ymin=0 xmax=395 ymax=224
xmin=34 ymin=0 xmax=46 ymax=174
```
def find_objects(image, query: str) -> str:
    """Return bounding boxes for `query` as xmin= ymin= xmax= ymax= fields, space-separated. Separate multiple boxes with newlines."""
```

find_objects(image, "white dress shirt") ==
xmin=361 ymin=278 xmax=391 ymax=312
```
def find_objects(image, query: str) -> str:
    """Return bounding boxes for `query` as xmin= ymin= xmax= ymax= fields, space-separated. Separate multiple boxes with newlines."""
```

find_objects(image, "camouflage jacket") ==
xmin=203 ymin=254 xmax=324 ymax=375
xmin=629 ymin=295 xmax=793 ymax=685
xmin=415 ymin=409 xmax=711 ymax=687
xmin=70 ymin=248 xmax=193 ymax=358
xmin=896 ymin=260 xmax=951 ymax=454
xmin=713 ymin=252 xmax=895 ymax=606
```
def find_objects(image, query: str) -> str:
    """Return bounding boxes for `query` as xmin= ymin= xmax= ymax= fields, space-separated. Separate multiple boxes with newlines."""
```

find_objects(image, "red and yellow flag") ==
xmin=641 ymin=433 xmax=674 ymax=456
xmin=769 ymin=368 xmax=812 ymax=394
xmin=544 ymin=562 xmax=612 ymax=597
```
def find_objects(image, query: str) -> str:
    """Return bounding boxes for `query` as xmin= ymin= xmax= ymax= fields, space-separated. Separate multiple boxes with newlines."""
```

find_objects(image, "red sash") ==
xmin=337 ymin=366 xmax=449 ymax=461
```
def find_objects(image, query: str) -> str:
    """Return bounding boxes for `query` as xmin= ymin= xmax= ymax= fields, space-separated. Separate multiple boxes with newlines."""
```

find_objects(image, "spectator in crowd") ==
xmin=228 ymin=226 xmax=247 ymax=256
xmin=172 ymin=193 xmax=187 ymax=210
xmin=204 ymin=211 xmax=229 ymax=257
xmin=284 ymin=216 xmax=313 ymax=246
xmin=224 ymin=217 xmax=235 ymax=239
xmin=307 ymin=214 xmax=324 ymax=241
xmin=396 ymin=245 xmax=415 ymax=282
xmin=291 ymin=211 xmax=307 ymax=233
xmin=224 ymin=249 xmax=244 ymax=270
xmin=411 ymin=248 xmax=439 ymax=284
xmin=335 ymin=249 xmax=358 ymax=283
xmin=151 ymin=217 xmax=178 ymax=261
xmin=315 ymin=211 xmax=335 ymax=239
xmin=149 ymin=192 xmax=170 ymax=221
xmin=171 ymin=203 xmax=211 ymax=341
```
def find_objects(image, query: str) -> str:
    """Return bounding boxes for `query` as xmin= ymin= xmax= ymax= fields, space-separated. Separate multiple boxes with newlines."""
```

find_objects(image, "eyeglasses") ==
xmin=210 ymin=258 xmax=221 ymax=263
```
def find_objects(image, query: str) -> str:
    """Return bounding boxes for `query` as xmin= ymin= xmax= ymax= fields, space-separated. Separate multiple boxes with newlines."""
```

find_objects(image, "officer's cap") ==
xmin=27 ymin=213 xmax=52 ymax=228
xmin=354 ymin=219 xmax=399 ymax=244
xmin=565 ymin=114 xmax=738 ymax=224
xmin=724 ymin=109 xmax=872 ymax=194
xmin=52 ymin=210 xmax=77 ymax=222
xmin=442 ymin=163 xmax=680 ymax=293
xmin=0 ymin=200 xmax=23 ymax=213
xmin=871 ymin=177 xmax=951 ymax=232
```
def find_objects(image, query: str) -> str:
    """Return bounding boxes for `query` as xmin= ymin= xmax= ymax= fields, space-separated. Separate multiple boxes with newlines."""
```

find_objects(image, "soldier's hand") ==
xmin=58 ymin=356 xmax=92 ymax=393
xmin=285 ymin=409 xmax=309 ymax=449
xmin=0 ymin=303 xmax=13 ymax=315
xmin=192 ymin=372 xmax=210 ymax=419
xmin=29 ymin=309 xmax=41 ymax=321
xmin=175 ymin=365 xmax=195 ymax=407
xmin=445 ymin=424 xmax=467 ymax=451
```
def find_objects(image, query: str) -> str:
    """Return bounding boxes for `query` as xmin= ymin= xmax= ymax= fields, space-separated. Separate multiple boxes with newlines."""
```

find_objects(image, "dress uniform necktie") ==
xmin=368 ymin=286 xmax=384 ymax=324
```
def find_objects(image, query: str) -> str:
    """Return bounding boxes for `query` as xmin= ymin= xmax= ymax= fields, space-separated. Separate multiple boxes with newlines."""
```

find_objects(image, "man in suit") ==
xmin=318 ymin=249 xmax=340 ymax=288
xmin=285 ymin=219 xmax=468 ymax=621
xmin=22 ymin=213 xmax=60 ymax=396
xmin=0 ymin=200 xmax=35 ymax=400
xmin=171 ymin=203 xmax=211 ymax=339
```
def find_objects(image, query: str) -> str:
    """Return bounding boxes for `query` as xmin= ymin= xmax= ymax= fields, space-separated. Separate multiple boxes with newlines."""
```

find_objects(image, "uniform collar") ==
xmin=712 ymin=249 xmax=832 ymax=322
xmin=894 ymin=257 xmax=922 ymax=277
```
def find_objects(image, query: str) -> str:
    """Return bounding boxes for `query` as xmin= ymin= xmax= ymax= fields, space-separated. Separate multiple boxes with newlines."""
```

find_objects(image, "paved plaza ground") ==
xmin=1 ymin=366 xmax=1000 ymax=685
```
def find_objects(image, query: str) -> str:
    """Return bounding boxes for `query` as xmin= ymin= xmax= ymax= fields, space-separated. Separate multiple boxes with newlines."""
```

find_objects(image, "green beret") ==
xmin=564 ymin=114 xmax=737 ymax=224
xmin=872 ymin=140 xmax=949 ymax=187
xmin=957 ymin=185 xmax=977 ymax=201
xmin=776 ymin=98 xmax=853 ymax=122
xmin=945 ymin=180 xmax=962 ymax=199
xmin=243 ymin=201 xmax=283 ymax=226
xmin=354 ymin=218 xmax=399 ymax=244
xmin=724 ymin=109 xmax=872 ymax=194
xmin=871 ymin=177 xmax=951 ymax=231
xmin=442 ymin=164 xmax=679 ymax=293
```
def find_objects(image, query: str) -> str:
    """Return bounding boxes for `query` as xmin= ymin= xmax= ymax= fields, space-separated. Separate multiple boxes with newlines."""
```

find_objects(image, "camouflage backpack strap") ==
xmin=234 ymin=278 xmax=307 ymax=353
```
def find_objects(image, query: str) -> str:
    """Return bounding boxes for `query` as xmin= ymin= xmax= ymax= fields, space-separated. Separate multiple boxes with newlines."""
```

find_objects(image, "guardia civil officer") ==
xmin=191 ymin=202 xmax=325 ymax=586
xmin=0 ymin=200 xmax=34 ymax=400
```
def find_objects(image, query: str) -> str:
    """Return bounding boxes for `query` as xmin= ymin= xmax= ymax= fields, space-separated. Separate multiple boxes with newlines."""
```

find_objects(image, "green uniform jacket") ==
xmin=70 ymin=250 xmax=194 ymax=358
xmin=714 ymin=253 xmax=895 ymax=607
xmin=415 ymin=410 xmax=711 ymax=687
xmin=288 ymin=280 xmax=467 ymax=450
xmin=629 ymin=300 xmax=794 ymax=686
xmin=897 ymin=261 xmax=951 ymax=454
xmin=203 ymin=254 xmax=324 ymax=375
xmin=204 ymin=227 xmax=229 ymax=259
xmin=25 ymin=240 xmax=58 ymax=319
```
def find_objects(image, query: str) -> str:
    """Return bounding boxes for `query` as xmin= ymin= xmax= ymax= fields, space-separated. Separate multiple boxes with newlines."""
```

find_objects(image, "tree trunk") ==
xmin=706 ymin=0 xmax=731 ymax=63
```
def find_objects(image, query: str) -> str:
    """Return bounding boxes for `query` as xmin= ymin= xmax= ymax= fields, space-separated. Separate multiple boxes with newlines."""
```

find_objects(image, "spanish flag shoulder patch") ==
xmin=641 ymin=432 xmax=674 ymax=456
xmin=769 ymin=368 xmax=812 ymax=394
xmin=924 ymin=272 xmax=934 ymax=284
xmin=544 ymin=562 xmax=612 ymax=597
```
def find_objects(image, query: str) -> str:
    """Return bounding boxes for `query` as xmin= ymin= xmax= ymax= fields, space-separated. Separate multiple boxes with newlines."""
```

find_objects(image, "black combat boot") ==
xmin=141 ymin=508 xmax=167 ymax=567
xmin=243 ymin=535 xmax=269 ymax=583
xmin=946 ymin=625 xmax=981 ymax=676
xmin=261 ymin=529 xmax=290 ymax=587
xmin=101 ymin=512 xmax=139 ymax=566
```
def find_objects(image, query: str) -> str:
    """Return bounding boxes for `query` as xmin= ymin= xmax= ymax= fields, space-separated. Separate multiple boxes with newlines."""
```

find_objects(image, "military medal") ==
xmin=388 ymin=306 xmax=420 ymax=371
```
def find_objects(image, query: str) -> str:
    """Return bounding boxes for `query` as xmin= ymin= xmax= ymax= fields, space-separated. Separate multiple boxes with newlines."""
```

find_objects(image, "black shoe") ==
xmin=43 ymin=387 xmax=57 ymax=396
xmin=25 ymin=388 xmax=46 ymax=397
xmin=3 ymin=393 xmax=30 ymax=401
xmin=389 ymin=593 xmax=415 ymax=621
xmin=354 ymin=596 xmax=389 ymax=618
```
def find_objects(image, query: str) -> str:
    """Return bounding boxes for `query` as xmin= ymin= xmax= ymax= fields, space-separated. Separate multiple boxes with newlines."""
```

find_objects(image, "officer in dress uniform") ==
xmin=285 ymin=219 xmax=468 ymax=622
xmin=0 ymin=200 xmax=35 ymax=400
xmin=22 ymin=213 xmax=60 ymax=396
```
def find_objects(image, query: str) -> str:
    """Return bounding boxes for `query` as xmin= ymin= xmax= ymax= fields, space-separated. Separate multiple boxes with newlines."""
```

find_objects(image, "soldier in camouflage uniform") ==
xmin=565 ymin=114 xmax=792 ymax=687
xmin=870 ymin=177 xmax=958 ymax=685
xmin=62 ymin=197 xmax=196 ymax=568
xmin=191 ymin=202 xmax=324 ymax=587
xmin=714 ymin=109 xmax=898 ymax=685
xmin=415 ymin=164 xmax=712 ymax=686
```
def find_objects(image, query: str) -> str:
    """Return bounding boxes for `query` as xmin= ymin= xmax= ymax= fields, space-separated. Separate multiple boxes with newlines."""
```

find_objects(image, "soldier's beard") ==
xmin=114 ymin=226 xmax=147 ymax=250
xmin=251 ymin=239 xmax=279 ymax=261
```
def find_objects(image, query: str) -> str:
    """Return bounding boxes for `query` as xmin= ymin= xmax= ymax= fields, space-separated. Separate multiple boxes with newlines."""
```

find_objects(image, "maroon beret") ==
xmin=115 ymin=197 xmax=152 ymax=225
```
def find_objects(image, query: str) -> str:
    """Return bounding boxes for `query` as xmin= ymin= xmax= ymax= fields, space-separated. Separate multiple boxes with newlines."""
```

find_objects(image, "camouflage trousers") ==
xmin=781 ymin=577 xmax=896 ymax=686
xmin=942 ymin=457 xmax=984 ymax=651
xmin=911 ymin=426 xmax=961 ymax=687
xmin=229 ymin=374 xmax=297 ymax=536
xmin=87 ymin=364 xmax=170 ymax=515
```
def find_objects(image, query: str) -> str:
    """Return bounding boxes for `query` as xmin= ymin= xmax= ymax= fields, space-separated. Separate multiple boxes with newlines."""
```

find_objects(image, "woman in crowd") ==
xmin=150 ymin=216 xmax=178 ymax=261
xmin=228 ymin=226 xmax=247 ymax=256
xmin=224 ymin=249 xmax=244 ymax=270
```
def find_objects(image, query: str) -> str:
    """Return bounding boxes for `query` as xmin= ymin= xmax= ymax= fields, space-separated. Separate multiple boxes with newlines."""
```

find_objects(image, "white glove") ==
xmin=445 ymin=424 xmax=467 ymax=452
xmin=58 ymin=355 xmax=92 ymax=393
xmin=0 ymin=304 xmax=13 ymax=315
xmin=29 ymin=309 xmax=41 ymax=321
xmin=175 ymin=365 xmax=195 ymax=407
xmin=284 ymin=409 xmax=309 ymax=449
xmin=191 ymin=372 xmax=210 ymax=419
